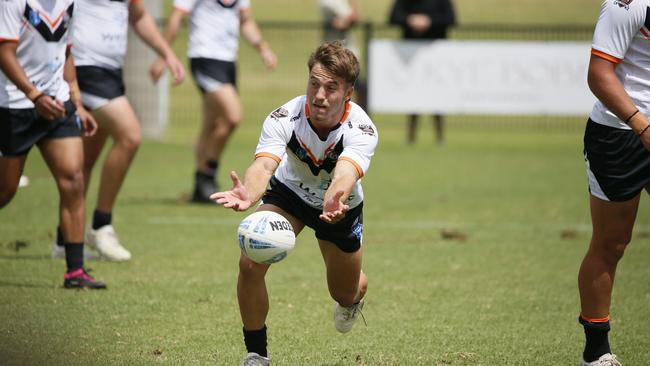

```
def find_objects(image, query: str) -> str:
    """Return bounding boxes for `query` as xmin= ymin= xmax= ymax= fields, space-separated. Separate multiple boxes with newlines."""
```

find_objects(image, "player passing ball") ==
xmin=211 ymin=41 xmax=378 ymax=366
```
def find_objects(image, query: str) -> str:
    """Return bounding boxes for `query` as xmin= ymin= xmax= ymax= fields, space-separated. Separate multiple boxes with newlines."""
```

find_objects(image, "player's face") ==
xmin=306 ymin=63 xmax=353 ymax=127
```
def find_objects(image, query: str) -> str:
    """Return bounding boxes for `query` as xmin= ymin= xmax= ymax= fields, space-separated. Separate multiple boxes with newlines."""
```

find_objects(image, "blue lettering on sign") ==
xmin=29 ymin=9 xmax=41 ymax=26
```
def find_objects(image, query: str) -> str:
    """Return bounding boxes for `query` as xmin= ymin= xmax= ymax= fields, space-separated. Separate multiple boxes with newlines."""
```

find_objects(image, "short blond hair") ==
xmin=308 ymin=41 xmax=360 ymax=86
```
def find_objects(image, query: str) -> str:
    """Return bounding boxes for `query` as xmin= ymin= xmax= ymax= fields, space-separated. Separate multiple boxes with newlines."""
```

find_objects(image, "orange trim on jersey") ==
xmin=0 ymin=38 xmax=19 ymax=43
xmin=297 ymin=137 xmax=336 ymax=167
xmin=38 ymin=9 xmax=67 ymax=29
xmin=131 ymin=0 xmax=143 ymax=3
xmin=640 ymin=27 xmax=650 ymax=41
xmin=255 ymin=152 xmax=282 ymax=164
xmin=580 ymin=314 xmax=610 ymax=323
xmin=304 ymin=99 xmax=352 ymax=124
xmin=591 ymin=49 xmax=621 ymax=64
xmin=339 ymin=156 xmax=364 ymax=178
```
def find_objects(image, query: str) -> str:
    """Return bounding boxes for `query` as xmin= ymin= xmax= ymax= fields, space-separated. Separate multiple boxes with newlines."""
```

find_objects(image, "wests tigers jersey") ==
xmin=590 ymin=0 xmax=650 ymax=129
xmin=0 ymin=0 xmax=73 ymax=108
xmin=255 ymin=95 xmax=378 ymax=210
xmin=72 ymin=0 xmax=140 ymax=69
xmin=174 ymin=0 xmax=250 ymax=62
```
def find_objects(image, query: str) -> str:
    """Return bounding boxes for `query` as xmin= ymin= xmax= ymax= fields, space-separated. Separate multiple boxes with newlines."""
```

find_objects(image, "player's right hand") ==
xmin=149 ymin=57 xmax=166 ymax=84
xmin=210 ymin=171 xmax=253 ymax=211
xmin=35 ymin=95 xmax=65 ymax=121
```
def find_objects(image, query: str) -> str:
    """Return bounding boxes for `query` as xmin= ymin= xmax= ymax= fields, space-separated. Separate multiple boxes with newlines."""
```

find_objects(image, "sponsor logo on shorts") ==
xmin=352 ymin=222 xmax=363 ymax=240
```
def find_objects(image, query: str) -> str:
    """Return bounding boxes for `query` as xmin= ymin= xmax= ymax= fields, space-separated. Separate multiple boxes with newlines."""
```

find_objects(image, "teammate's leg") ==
xmin=407 ymin=114 xmax=418 ymax=144
xmin=0 ymin=156 xmax=27 ymax=208
xmin=39 ymin=137 xmax=105 ymax=288
xmin=237 ymin=204 xmax=304 ymax=359
xmin=578 ymin=193 xmax=640 ymax=362
xmin=193 ymin=85 xmax=242 ymax=202
xmin=433 ymin=114 xmax=444 ymax=146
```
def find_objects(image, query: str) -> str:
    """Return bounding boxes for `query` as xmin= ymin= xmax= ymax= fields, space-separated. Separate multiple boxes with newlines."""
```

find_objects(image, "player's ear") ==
xmin=345 ymin=84 xmax=354 ymax=100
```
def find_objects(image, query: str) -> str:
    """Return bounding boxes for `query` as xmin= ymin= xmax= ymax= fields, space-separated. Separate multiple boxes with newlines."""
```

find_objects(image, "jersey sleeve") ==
xmin=0 ymin=1 xmax=24 ymax=42
xmin=240 ymin=0 xmax=251 ymax=10
xmin=591 ymin=0 xmax=647 ymax=63
xmin=339 ymin=121 xmax=378 ymax=178
xmin=254 ymin=111 xmax=292 ymax=163
xmin=174 ymin=0 xmax=196 ymax=13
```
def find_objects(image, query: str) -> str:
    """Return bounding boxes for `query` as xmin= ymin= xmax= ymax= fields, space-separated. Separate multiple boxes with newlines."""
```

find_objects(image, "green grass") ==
xmin=2 ymin=1 xmax=649 ymax=365
xmin=2 ymin=121 xmax=649 ymax=365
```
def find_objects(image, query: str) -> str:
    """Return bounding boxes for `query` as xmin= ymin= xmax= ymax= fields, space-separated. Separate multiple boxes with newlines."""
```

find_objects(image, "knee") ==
xmin=592 ymin=236 xmax=630 ymax=266
xmin=117 ymin=129 xmax=141 ymax=154
xmin=0 ymin=186 xmax=17 ymax=208
xmin=57 ymin=169 xmax=85 ymax=198
xmin=238 ymin=255 xmax=268 ymax=280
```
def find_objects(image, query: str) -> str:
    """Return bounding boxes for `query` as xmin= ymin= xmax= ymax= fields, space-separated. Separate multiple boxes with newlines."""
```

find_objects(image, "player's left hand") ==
xmin=76 ymin=104 xmax=97 ymax=136
xmin=319 ymin=190 xmax=349 ymax=224
xmin=210 ymin=171 xmax=253 ymax=211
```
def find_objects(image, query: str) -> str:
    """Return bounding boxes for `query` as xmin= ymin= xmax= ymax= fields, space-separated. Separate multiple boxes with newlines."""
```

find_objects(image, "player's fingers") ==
xmin=230 ymin=171 xmax=242 ymax=186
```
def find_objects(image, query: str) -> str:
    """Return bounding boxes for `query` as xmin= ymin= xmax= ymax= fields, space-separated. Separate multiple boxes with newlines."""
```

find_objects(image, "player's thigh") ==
xmin=318 ymin=239 xmax=363 ymax=294
xmin=204 ymin=85 xmax=242 ymax=124
xmin=257 ymin=203 xmax=306 ymax=236
xmin=38 ymin=137 xmax=84 ymax=182
xmin=93 ymin=96 xmax=141 ymax=144
xmin=589 ymin=193 xmax=640 ymax=248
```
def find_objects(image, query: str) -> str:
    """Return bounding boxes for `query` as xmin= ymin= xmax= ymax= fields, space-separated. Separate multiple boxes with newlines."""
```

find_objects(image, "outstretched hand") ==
xmin=319 ymin=190 xmax=349 ymax=224
xmin=209 ymin=171 xmax=253 ymax=211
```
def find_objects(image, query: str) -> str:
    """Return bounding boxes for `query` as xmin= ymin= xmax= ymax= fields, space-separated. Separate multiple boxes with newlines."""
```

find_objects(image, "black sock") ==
xmin=579 ymin=315 xmax=611 ymax=362
xmin=92 ymin=209 xmax=112 ymax=230
xmin=196 ymin=161 xmax=218 ymax=181
xmin=243 ymin=326 xmax=267 ymax=357
xmin=56 ymin=226 xmax=64 ymax=247
xmin=64 ymin=243 xmax=84 ymax=272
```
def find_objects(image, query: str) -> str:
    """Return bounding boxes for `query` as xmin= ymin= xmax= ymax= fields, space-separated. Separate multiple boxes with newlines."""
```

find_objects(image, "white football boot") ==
xmin=51 ymin=242 xmax=99 ymax=260
xmin=581 ymin=353 xmax=622 ymax=366
xmin=86 ymin=225 xmax=132 ymax=261
xmin=334 ymin=298 xmax=365 ymax=333
xmin=240 ymin=352 xmax=270 ymax=366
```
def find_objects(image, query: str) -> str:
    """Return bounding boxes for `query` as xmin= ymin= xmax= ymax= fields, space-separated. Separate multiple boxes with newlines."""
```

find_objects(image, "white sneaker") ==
xmin=581 ymin=353 xmax=622 ymax=366
xmin=334 ymin=298 xmax=365 ymax=333
xmin=240 ymin=352 xmax=270 ymax=366
xmin=51 ymin=242 xmax=100 ymax=260
xmin=86 ymin=225 xmax=132 ymax=262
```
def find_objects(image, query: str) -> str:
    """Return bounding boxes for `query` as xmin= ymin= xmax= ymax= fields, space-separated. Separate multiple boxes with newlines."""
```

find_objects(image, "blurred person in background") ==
xmin=0 ymin=0 xmax=105 ymax=289
xmin=389 ymin=0 xmax=455 ymax=145
xmin=52 ymin=0 xmax=185 ymax=262
xmin=578 ymin=1 xmax=650 ymax=365
xmin=151 ymin=0 xmax=277 ymax=204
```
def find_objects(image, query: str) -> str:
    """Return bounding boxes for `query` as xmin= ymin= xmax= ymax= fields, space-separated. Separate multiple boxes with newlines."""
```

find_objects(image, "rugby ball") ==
xmin=237 ymin=211 xmax=295 ymax=264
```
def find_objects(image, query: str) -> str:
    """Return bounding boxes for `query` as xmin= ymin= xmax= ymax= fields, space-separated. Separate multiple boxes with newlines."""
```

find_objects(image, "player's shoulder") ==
xmin=342 ymin=102 xmax=378 ymax=139
xmin=603 ymin=0 xmax=650 ymax=15
xmin=266 ymin=95 xmax=305 ymax=124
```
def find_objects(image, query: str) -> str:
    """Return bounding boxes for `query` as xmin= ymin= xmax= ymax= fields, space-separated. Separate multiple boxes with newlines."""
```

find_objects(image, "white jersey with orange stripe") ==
xmin=174 ymin=0 xmax=250 ymax=62
xmin=0 ymin=0 xmax=73 ymax=108
xmin=255 ymin=95 xmax=378 ymax=210
xmin=590 ymin=0 xmax=650 ymax=130
xmin=71 ymin=0 xmax=138 ymax=69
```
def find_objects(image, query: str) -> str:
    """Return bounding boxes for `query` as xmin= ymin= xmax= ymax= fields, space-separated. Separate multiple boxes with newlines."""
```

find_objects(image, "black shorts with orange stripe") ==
xmin=261 ymin=177 xmax=364 ymax=253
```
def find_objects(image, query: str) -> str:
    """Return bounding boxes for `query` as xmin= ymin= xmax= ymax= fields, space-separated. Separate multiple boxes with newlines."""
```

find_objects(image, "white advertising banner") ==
xmin=368 ymin=40 xmax=595 ymax=115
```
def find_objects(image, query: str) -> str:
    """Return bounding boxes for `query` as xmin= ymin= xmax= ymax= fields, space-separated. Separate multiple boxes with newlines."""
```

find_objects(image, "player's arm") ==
xmin=319 ymin=159 xmax=360 ymax=224
xmin=129 ymin=1 xmax=184 ymax=85
xmin=0 ymin=41 xmax=66 ymax=120
xmin=210 ymin=156 xmax=279 ymax=212
xmin=588 ymin=53 xmax=650 ymax=150
xmin=149 ymin=7 xmax=187 ymax=83
xmin=240 ymin=7 xmax=277 ymax=70
xmin=63 ymin=46 xmax=97 ymax=136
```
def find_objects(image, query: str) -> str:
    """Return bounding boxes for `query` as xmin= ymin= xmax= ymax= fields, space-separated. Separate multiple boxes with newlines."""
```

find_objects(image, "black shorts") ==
xmin=190 ymin=58 xmax=237 ymax=93
xmin=261 ymin=177 xmax=364 ymax=253
xmin=584 ymin=119 xmax=650 ymax=202
xmin=0 ymin=101 xmax=81 ymax=157
xmin=76 ymin=66 xmax=125 ymax=110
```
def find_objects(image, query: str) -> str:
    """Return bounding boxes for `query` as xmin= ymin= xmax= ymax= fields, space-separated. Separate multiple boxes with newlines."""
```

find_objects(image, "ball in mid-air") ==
xmin=237 ymin=211 xmax=295 ymax=264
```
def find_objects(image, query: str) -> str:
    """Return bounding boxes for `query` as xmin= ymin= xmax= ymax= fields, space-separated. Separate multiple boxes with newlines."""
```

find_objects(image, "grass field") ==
xmin=2 ymin=0 xmax=650 ymax=365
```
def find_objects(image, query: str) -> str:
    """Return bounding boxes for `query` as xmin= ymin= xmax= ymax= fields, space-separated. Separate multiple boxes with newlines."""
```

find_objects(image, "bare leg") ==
xmin=433 ymin=114 xmax=444 ymax=146
xmin=319 ymin=240 xmax=367 ymax=307
xmin=87 ymin=97 xmax=141 ymax=213
xmin=578 ymin=194 xmax=639 ymax=318
xmin=238 ymin=204 xmax=304 ymax=330
xmin=0 ymin=155 xmax=27 ymax=208
xmin=407 ymin=114 xmax=418 ymax=145
xmin=38 ymin=137 xmax=86 ymax=243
